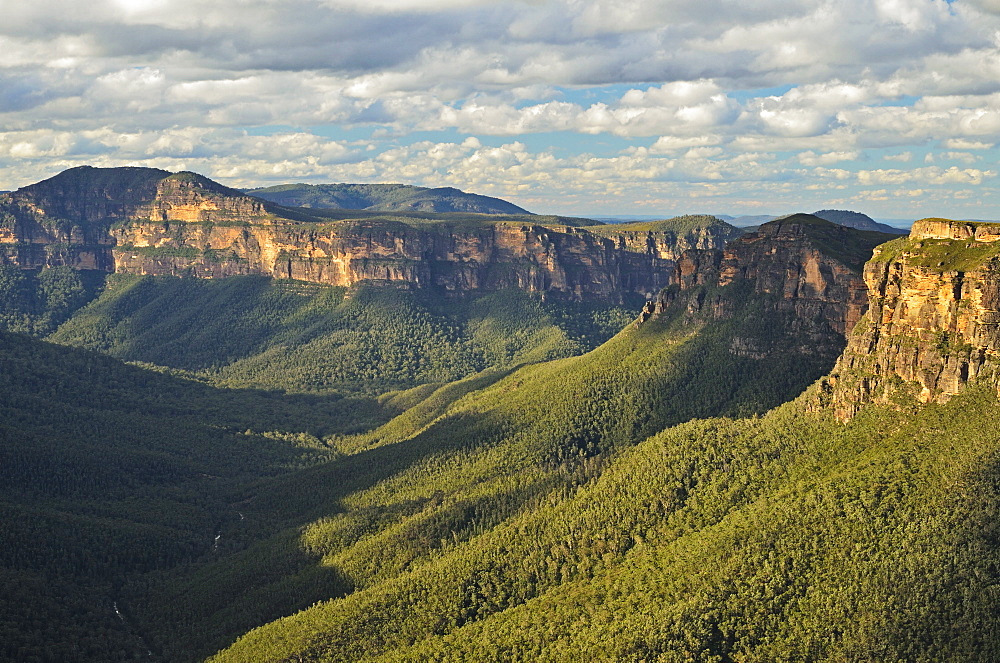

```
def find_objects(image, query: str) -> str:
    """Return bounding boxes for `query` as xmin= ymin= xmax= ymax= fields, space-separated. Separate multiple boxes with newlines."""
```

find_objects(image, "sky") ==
xmin=2 ymin=0 xmax=1000 ymax=220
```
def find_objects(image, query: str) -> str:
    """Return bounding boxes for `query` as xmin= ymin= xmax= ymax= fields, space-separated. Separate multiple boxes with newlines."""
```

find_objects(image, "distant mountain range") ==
xmin=244 ymin=182 xmax=532 ymax=215
xmin=811 ymin=209 xmax=909 ymax=234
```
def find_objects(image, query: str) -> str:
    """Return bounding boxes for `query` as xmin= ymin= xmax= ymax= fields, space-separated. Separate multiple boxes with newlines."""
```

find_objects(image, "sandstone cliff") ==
xmin=584 ymin=216 xmax=745 ymax=262
xmin=0 ymin=167 xmax=738 ymax=301
xmin=642 ymin=214 xmax=893 ymax=360
xmin=822 ymin=218 xmax=1000 ymax=419
xmin=111 ymin=219 xmax=681 ymax=300
xmin=0 ymin=167 xmax=272 ymax=271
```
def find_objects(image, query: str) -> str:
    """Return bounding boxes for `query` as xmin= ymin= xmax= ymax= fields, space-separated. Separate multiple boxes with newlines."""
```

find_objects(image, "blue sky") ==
xmin=2 ymin=0 xmax=1000 ymax=219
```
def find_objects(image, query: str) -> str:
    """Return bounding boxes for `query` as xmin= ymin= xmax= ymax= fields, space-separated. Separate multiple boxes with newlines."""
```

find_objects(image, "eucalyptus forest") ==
xmin=2 ymin=168 xmax=999 ymax=662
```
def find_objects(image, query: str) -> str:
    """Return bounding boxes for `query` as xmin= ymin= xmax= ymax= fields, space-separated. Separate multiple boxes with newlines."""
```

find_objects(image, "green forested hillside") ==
xmin=212 ymin=385 xmax=1000 ymax=662
xmin=164 ymin=262 xmax=1000 ymax=662
xmin=0 ymin=265 xmax=105 ymax=336
xmin=110 ymin=268 xmax=849 ymax=661
xmin=3 ymin=220 xmax=998 ymax=662
xmin=49 ymin=275 xmax=638 ymax=394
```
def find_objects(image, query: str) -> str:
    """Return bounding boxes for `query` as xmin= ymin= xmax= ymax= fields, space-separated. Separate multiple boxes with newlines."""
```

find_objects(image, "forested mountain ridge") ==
xmin=244 ymin=183 xmax=531 ymax=215
xmin=812 ymin=208 xmax=908 ymax=235
xmin=0 ymin=167 xmax=738 ymax=301
xmin=723 ymin=210 xmax=908 ymax=234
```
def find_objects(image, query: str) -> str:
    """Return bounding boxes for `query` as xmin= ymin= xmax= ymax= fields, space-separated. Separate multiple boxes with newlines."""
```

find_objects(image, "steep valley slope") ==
xmin=204 ymin=218 xmax=1000 ymax=663
xmin=0 ymin=331 xmax=389 ymax=662
xmin=0 ymin=214 xmax=888 ymax=661
xmin=3 ymin=181 xmax=1000 ymax=662
xmin=46 ymin=277 xmax=643 ymax=395
xmin=123 ymin=216 xmax=900 ymax=661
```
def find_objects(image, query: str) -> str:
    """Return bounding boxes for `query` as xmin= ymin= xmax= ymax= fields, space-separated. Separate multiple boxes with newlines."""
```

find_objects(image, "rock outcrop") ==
xmin=822 ymin=218 xmax=1000 ymax=419
xmin=654 ymin=214 xmax=881 ymax=329
xmin=0 ymin=167 xmax=270 ymax=272
xmin=0 ymin=167 xmax=738 ymax=301
xmin=584 ymin=216 xmax=744 ymax=261
xmin=642 ymin=214 xmax=894 ymax=360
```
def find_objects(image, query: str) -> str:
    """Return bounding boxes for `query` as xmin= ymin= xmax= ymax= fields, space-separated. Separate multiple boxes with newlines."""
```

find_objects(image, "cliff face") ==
xmin=598 ymin=226 xmax=743 ymax=261
xmin=714 ymin=216 xmax=871 ymax=336
xmin=138 ymin=172 xmax=272 ymax=224
xmin=0 ymin=167 xmax=272 ymax=272
xmin=643 ymin=215 xmax=891 ymax=361
xmin=0 ymin=167 xmax=164 ymax=270
xmin=111 ymin=220 xmax=677 ymax=300
xmin=823 ymin=219 xmax=1000 ymax=419
xmin=0 ymin=167 xmax=736 ymax=301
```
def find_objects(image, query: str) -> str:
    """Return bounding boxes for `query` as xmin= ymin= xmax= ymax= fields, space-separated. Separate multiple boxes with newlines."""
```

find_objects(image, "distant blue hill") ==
xmin=812 ymin=210 xmax=908 ymax=234
xmin=718 ymin=210 xmax=909 ymax=234
xmin=245 ymin=183 xmax=531 ymax=215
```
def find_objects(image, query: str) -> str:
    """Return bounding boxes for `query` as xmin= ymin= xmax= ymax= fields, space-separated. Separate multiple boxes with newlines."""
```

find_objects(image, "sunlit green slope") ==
xmin=211 ymin=377 xmax=1000 ymax=662
xmin=195 ymin=229 xmax=1000 ymax=661
xmin=120 ymin=263 xmax=846 ymax=661
xmin=10 ymin=218 xmax=986 ymax=662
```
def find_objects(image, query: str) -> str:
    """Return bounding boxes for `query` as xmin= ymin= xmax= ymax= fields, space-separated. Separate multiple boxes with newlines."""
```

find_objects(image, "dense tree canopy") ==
xmin=0 ymin=258 xmax=997 ymax=662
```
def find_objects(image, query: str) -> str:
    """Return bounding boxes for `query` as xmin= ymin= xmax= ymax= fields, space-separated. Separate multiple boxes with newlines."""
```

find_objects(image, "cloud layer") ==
xmin=3 ymin=0 xmax=1000 ymax=218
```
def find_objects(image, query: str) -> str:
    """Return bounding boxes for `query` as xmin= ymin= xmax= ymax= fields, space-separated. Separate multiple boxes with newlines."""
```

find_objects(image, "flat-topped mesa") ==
xmin=1 ymin=166 xmax=741 ymax=301
xmin=0 ymin=167 xmax=274 ymax=270
xmin=821 ymin=218 xmax=1000 ymax=420
xmin=909 ymin=218 xmax=1000 ymax=242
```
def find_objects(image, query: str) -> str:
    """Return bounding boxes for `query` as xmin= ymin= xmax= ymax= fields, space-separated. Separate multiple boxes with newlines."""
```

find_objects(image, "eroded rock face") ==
xmin=599 ymin=226 xmax=743 ymax=261
xmin=0 ymin=167 xmax=737 ymax=301
xmin=139 ymin=174 xmax=270 ymax=224
xmin=647 ymin=216 xmax=877 ymax=360
xmin=716 ymin=218 xmax=870 ymax=336
xmin=907 ymin=218 xmax=1000 ymax=242
xmin=111 ymin=220 xmax=682 ymax=300
xmin=822 ymin=219 xmax=1000 ymax=419
xmin=0 ymin=167 xmax=268 ymax=271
